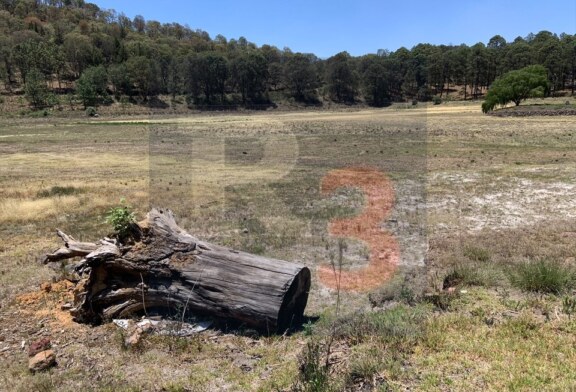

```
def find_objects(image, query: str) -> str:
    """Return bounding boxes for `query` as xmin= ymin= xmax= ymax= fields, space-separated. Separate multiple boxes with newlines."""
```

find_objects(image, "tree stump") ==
xmin=43 ymin=208 xmax=311 ymax=333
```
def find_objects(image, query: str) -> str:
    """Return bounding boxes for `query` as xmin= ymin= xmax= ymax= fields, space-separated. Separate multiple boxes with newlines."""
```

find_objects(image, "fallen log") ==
xmin=43 ymin=208 xmax=311 ymax=333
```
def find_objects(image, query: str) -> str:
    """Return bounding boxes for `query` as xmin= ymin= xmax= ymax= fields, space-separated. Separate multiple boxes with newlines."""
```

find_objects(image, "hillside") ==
xmin=0 ymin=1 xmax=575 ymax=114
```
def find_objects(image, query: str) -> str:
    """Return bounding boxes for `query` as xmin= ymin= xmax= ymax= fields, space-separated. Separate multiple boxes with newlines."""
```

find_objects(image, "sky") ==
xmin=91 ymin=1 xmax=575 ymax=58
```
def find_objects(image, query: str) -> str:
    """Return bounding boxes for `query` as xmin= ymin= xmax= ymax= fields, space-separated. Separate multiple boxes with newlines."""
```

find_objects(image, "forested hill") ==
xmin=0 ymin=0 xmax=575 ymax=111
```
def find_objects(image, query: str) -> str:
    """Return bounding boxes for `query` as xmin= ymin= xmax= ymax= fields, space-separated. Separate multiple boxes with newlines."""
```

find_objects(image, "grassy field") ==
xmin=0 ymin=101 xmax=575 ymax=391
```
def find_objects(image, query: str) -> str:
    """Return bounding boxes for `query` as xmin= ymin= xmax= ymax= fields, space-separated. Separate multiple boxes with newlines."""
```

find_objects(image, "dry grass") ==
xmin=0 ymin=102 xmax=575 ymax=390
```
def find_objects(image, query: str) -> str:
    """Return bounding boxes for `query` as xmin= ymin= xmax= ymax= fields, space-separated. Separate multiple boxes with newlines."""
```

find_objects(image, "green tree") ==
xmin=283 ymin=53 xmax=319 ymax=102
xmin=231 ymin=51 xmax=268 ymax=104
xmin=125 ymin=55 xmax=160 ymax=100
xmin=76 ymin=65 xmax=108 ymax=108
xmin=467 ymin=42 xmax=489 ymax=99
xmin=487 ymin=35 xmax=507 ymax=79
xmin=184 ymin=52 xmax=228 ymax=104
xmin=12 ymin=36 xmax=60 ymax=83
xmin=503 ymin=39 xmax=533 ymax=73
xmin=108 ymin=62 xmax=130 ymax=97
xmin=325 ymin=51 xmax=358 ymax=102
xmin=482 ymin=65 xmax=548 ymax=113
xmin=560 ymin=34 xmax=576 ymax=95
xmin=63 ymin=32 xmax=100 ymax=77
xmin=24 ymin=67 xmax=50 ymax=108
xmin=360 ymin=55 xmax=393 ymax=107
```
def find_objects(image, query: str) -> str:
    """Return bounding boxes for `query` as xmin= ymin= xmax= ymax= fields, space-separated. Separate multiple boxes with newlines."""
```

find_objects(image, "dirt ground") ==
xmin=0 ymin=102 xmax=575 ymax=391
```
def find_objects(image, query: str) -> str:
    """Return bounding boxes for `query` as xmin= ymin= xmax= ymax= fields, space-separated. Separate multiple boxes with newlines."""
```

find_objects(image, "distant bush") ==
xmin=432 ymin=95 xmax=442 ymax=105
xmin=508 ymin=259 xmax=574 ymax=294
xmin=86 ymin=106 xmax=97 ymax=117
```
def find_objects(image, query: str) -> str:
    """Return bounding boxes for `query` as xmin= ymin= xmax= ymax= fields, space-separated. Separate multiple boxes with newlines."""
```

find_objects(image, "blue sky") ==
xmin=91 ymin=1 xmax=575 ymax=58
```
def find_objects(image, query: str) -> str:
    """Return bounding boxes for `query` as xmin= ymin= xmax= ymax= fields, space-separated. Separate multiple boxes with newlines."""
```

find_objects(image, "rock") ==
xmin=28 ymin=338 xmax=51 ymax=357
xmin=124 ymin=320 xmax=154 ymax=347
xmin=28 ymin=350 xmax=56 ymax=372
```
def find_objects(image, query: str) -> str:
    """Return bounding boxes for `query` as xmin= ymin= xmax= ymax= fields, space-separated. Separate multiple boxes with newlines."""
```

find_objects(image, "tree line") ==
xmin=1 ymin=0 xmax=575 ymax=109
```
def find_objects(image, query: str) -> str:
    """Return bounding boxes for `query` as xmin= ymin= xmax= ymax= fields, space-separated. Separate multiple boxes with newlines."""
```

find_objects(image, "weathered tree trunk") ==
xmin=43 ymin=208 xmax=311 ymax=333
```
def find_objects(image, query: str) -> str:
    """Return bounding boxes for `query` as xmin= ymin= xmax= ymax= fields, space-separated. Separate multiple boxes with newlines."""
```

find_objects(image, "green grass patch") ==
xmin=36 ymin=185 xmax=83 ymax=198
xmin=508 ymin=259 xmax=575 ymax=294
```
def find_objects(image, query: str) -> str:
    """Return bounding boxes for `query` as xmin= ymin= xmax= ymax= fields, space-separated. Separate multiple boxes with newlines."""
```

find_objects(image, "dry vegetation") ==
xmin=0 ymin=100 xmax=575 ymax=391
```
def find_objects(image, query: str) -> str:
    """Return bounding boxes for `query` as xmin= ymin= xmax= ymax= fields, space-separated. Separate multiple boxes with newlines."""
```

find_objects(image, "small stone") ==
xmin=28 ymin=350 xmax=56 ymax=372
xmin=125 ymin=329 xmax=144 ymax=347
xmin=28 ymin=338 xmax=51 ymax=357
xmin=60 ymin=303 xmax=73 ymax=311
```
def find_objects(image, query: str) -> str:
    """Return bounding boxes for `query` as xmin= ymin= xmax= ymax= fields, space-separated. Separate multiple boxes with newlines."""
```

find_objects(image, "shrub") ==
xmin=508 ymin=259 xmax=574 ymax=294
xmin=86 ymin=106 xmax=97 ymax=117
xmin=105 ymin=199 xmax=137 ymax=240
xmin=432 ymin=95 xmax=442 ymax=105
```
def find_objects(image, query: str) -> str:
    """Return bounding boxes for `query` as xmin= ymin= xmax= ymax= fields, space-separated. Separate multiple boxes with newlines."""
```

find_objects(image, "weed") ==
xmin=368 ymin=268 xmax=426 ymax=306
xmin=105 ymin=198 xmax=137 ymax=241
xmin=296 ymin=340 xmax=331 ymax=392
xmin=502 ymin=314 xmax=539 ymax=339
xmin=22 ymin=373 xmax=55 ymax=392
xmin=562 ymin=296 xmax=576 ymax=319
xmin=463 ymin=246 xmax=491 ymax=262
xmin=508 ymin=259 xmax=574 ymax=294
xmin=325 ymin=304 xmax=430 ymax=347
xmin=442 ymin=263 xmax=501 ymax=289
xmin=423 ymin=291 xmax=458 ymax=311
xmin=295 ymin=240 xmax=346 ymax=392
xmin=302 ymin=320 xmax=314 ymax=336
xmin=346 ymin=346 xmax=384 ymax=384
xmin=162 ymin=383 xmax=188 ymax=392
